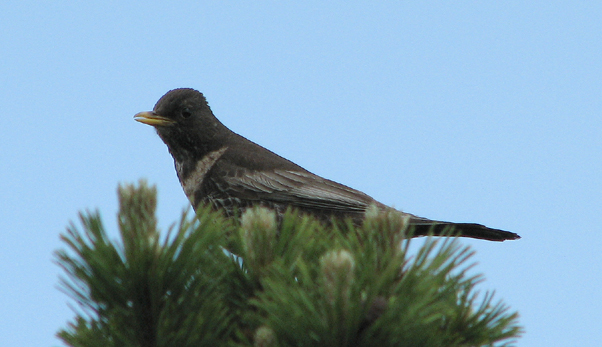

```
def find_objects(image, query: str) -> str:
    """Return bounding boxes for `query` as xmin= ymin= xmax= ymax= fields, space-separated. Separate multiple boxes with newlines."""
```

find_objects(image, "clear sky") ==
xmin=1 ymin=2 xmax=600 ymax=346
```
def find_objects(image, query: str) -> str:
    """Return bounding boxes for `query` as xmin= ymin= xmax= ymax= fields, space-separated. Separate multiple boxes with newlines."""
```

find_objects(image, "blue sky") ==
xmin=1 ymin=2 xmax=601 ymax=346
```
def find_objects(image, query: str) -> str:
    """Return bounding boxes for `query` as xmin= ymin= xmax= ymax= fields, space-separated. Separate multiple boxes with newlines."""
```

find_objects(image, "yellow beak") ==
xmin=134 ymin=111 xmax=176 ymax=126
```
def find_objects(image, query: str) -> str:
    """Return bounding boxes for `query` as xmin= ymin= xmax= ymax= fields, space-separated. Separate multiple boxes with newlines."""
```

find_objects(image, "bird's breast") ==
xmin=176 ymin=146 xmax=229 ymax=205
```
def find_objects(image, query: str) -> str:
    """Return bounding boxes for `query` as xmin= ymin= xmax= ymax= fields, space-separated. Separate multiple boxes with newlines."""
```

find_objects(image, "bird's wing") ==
xmin=220 ymin=169 xmax=378 ymax=213
xmin=217 ymin=168 xmax=521 ymax=241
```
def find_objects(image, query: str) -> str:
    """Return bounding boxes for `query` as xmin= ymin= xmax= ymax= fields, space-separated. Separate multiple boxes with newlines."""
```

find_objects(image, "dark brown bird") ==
xmin=135 ymin=88 xmax=519 ymax=241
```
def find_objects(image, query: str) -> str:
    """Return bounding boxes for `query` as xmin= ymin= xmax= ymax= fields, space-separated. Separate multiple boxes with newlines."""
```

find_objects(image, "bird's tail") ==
xmin=409 ymin=218 xmax=520 ymax=242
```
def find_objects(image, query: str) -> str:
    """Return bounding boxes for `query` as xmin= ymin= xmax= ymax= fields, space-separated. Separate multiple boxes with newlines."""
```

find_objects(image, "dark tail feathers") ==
xmin=411 ymin=220 xmax=520 ymax=242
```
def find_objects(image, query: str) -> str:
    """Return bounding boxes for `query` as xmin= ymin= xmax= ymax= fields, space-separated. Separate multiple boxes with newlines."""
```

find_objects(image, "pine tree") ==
xmin=55 ymin=180 xmax=521 ymax=347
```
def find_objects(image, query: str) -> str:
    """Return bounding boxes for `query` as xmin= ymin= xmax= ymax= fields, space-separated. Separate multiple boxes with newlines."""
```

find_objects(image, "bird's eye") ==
xmin=181 ymin=108 xmax=192 ymax=118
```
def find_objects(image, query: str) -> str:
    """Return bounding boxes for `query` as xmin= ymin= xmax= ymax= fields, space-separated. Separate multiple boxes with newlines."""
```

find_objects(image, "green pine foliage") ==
xmin=55 ymin=180 xmax=521 ymax=347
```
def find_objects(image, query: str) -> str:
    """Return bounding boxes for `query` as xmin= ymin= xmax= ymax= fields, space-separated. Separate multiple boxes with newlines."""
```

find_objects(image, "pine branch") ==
xmin=56 ymin=180 xmax=245 ymax=347
xmin=56 ymin=180 xmax=521 ymax=347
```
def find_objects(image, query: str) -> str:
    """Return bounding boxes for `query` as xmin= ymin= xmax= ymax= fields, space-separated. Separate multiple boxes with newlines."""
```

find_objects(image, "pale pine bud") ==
xmin=117 ymin=179 xmax=159 ymax=253
xmin=320 ymin=249 xmax=355 ymax=303
xmin=254 ymin=325 xmax=278 ymax=347
xmin=364 ymin=203 xmax=381 ymax=220
xmin=241 ymin=206 xmax=277 ymax=233
xmin=240 ymin=206 xmax=278 ymax=273
xmin=363 ymin=204 xmax=410 ymax=251
xmin=364 ymin=204 xmax=409 ymax=233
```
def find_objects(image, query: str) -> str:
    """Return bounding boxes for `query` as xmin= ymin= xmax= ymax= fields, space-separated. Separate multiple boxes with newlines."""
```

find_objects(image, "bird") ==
xmin=134 ymin=88 xmax=520 ymax=241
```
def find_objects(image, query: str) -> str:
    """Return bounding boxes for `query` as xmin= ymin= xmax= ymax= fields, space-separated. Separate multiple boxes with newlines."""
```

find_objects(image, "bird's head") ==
xmin=134 ymin=88 xmax=229 ymax=160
